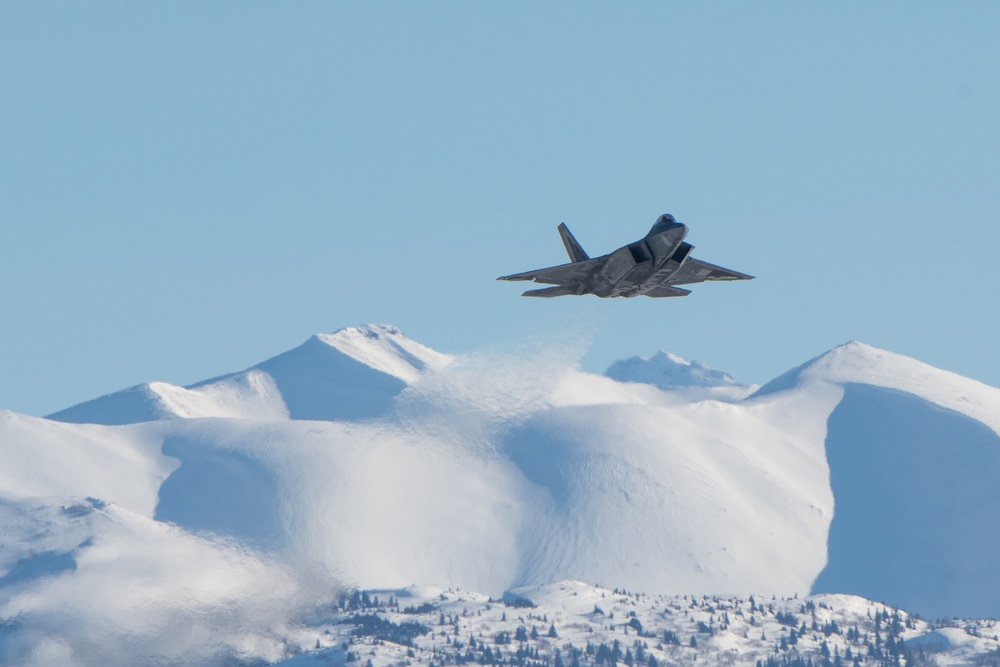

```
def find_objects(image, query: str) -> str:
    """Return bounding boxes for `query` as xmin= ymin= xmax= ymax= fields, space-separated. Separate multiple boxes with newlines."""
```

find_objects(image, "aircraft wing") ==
xmin=497 ymin=256 xmax=607 ymax=286
xmin=667 ymin=257 xmax=754 ymax=286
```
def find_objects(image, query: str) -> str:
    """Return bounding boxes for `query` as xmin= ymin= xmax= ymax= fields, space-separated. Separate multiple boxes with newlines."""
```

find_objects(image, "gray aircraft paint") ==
xmin=498 ymin=214 xmax=753 ymax=298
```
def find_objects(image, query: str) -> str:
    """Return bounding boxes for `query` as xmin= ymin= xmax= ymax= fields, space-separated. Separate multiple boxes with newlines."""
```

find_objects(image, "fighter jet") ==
xmin=498 ymin=214 xmax=753 ymax=298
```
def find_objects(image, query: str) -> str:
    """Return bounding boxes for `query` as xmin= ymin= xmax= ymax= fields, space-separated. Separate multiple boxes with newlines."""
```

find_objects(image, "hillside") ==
xmin=1 ymin=327 xmax=999 ymax=664
xmin=273 ymin=581 xmax=1000 ymax=667
xmin=754 ymin=342 xmax=1000 ymax=617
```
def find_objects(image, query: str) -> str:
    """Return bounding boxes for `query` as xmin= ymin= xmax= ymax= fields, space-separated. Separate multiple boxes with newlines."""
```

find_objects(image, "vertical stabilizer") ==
xmin=558 ymin=223 xmax=590 ymax=263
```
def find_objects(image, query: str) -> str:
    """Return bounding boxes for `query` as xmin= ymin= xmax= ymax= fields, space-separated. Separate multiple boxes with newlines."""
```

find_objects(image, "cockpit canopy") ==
xmin=646 ymin=213 xmax=686 ymax=238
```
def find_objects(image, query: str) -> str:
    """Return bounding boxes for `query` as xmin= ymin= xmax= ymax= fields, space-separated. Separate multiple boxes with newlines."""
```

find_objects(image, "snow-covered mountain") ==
xmin=757 ymin=342 xmax=1000 ymax=620
xmin=604 ymin=350 xmax=757 ymax=401
xmin=2 ymin=325 xmax=999 ymax=665
xmin=47 ymin=324 xmax=452 ymax=424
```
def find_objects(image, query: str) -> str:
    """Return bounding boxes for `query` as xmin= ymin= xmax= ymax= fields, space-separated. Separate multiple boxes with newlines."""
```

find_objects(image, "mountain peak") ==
xmin=313 ymin=324 xmax=453 ymax=384
xmin=48 ymin=324 xmax=453 ymax=425
xmin=755 ymin=341 xmax=1000 ymax=433
xmin=604 ymin=350 xmax=741 ymax=390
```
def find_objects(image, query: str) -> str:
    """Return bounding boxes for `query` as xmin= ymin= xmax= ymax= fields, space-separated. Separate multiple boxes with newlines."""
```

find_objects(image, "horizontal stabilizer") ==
xmin=670 ymin=258 xmax=754 ymax=285
xmin=643 ymin=286 xmax=692 ymax=298
xmin=522 ymin=285 xmax=581 ymax=298
xmin=558 ymin=223 xmax=590 ymax=263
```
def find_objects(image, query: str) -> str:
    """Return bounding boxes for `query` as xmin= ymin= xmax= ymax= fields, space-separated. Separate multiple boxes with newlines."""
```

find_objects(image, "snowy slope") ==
xmin=755 ymin=341 xmax=1000 ymax=432
xmin=3 ymin=330 xmax=1000 ymax=663
xmin=12 ymin=331 xmax=838 ymax=600
xmin=41 ymin=371 xmax=290 ymax=425
xmin=500 ymin=385 xmax=835 ymax=596
xmin=0 ymin=411 xmax=173 ymax=514
xmin=756 ymin=342 xmax=1000 ymax=618
xmin=274 ymin=581 xmax=999 ymax=667
xmin=48 ymin=324 xmax=452 ymax=424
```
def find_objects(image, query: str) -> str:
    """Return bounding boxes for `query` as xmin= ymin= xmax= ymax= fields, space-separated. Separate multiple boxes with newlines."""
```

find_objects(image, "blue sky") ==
xmin=2 ymin=2 xmax=999 ymax=416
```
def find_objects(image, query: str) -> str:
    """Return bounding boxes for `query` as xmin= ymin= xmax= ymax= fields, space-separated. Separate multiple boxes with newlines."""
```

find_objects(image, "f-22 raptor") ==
xmin=498 ymin=214 xmax=754 ymax=298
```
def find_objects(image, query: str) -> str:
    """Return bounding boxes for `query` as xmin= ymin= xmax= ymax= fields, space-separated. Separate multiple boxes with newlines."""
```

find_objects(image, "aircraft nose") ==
xmin=647 ymin=214 xmax=687 ymax=238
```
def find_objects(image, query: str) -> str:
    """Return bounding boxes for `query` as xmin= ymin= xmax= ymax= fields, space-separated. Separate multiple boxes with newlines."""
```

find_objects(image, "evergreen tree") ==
xmin=634 ymin=641 xmax=645 ymax=663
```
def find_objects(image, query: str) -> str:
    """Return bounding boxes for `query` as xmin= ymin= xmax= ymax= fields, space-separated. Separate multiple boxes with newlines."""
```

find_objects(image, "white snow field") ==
xmin=1 ymin=325 xmax=999 ymax=664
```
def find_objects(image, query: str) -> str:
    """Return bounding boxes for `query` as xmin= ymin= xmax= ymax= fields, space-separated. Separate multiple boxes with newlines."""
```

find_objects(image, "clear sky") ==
xmin=2 ymin=2 xmax=999 ymax=416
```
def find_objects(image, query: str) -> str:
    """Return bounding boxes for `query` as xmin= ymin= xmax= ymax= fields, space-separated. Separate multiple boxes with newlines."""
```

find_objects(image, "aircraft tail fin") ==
xmin=522 ymin=284 xmax=580 ymax=298
xmin=558 ymin=223 xmax=590 ymax=263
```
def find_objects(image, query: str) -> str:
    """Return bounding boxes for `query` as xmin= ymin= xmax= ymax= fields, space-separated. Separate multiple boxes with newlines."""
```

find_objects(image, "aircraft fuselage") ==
xmin=589 ymin=216 xmax=692 ymax=297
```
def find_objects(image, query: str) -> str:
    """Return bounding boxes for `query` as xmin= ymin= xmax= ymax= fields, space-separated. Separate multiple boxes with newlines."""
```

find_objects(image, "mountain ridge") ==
xmin=755 ymin=339 xmax=1000 ymax=431
xmin=48 ymin=324 xmax=453 ymax=425
xmin=3 ymin=325 xmax=1000 ymax=663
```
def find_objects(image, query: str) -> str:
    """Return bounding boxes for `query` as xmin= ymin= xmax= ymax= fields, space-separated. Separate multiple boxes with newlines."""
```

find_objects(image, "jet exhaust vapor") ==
xmin=498 ymin=214 xmax=753 ymax=298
